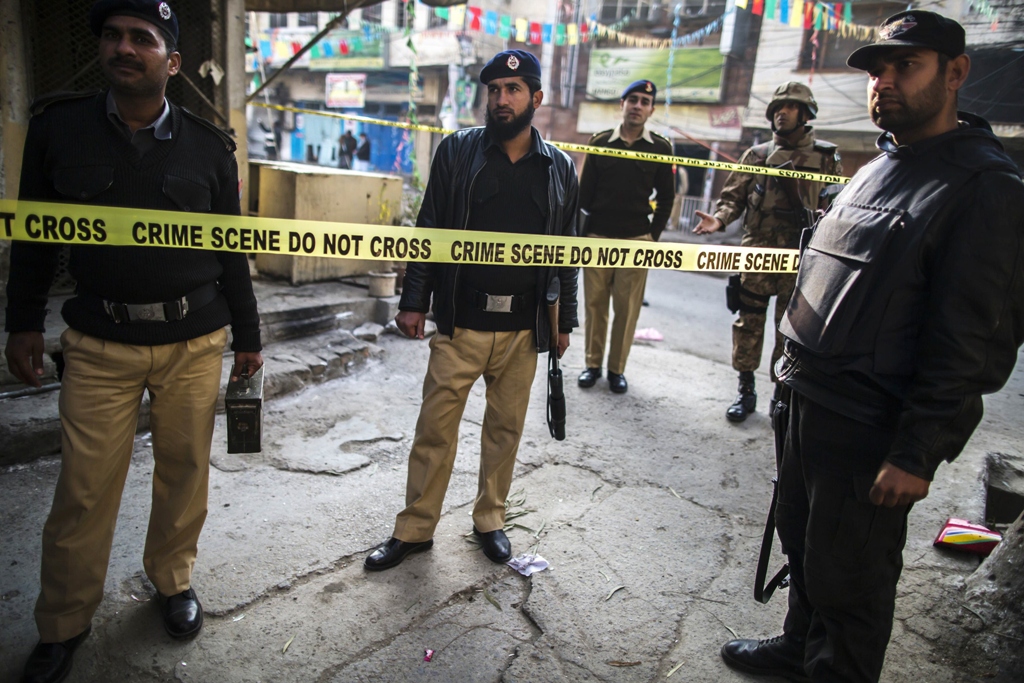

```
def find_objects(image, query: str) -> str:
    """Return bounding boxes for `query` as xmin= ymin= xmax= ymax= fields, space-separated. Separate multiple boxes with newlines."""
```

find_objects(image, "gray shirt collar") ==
xmin=106 ymin=90 xmax=172 ymax=141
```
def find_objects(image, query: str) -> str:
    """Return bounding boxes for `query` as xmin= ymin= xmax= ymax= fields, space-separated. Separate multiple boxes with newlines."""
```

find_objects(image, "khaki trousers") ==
xmin=36 ymin=328 xmax=226 ymax=642
xmin=583 ymin=234 xmax=651 ymax=375
xmin=393 ymin=328 xmax=538 ymax=543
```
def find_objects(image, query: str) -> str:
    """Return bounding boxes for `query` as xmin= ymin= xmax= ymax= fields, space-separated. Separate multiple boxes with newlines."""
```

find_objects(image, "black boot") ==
xmin=726 ymin=371 xmax=757 ymax=423
xmin=720 ymin=634 xmax=808 ymax=682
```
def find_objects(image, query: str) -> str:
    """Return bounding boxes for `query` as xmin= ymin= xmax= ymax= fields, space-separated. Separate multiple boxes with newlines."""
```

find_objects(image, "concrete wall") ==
xmin=0 ymin=0 xmax=31 ymax=288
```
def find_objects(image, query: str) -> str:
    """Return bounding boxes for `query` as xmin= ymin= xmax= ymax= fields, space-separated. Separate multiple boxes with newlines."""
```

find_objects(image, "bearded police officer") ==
xmin=577 ymin=80 xmax=674 ymax=394
xmin=694 ymin=83 xmax=841 ymax=422
xmin=5 ymin=2 xmax=262 ymax=681
xmin=722 ymin=11 xmax=1024 ymax=682
xmin=364 ymin=50 xmax=578 ymax=571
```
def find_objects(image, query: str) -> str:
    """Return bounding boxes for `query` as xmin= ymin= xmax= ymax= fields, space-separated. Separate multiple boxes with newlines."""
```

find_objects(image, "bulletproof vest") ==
xmin=780 ymin=132 xmax=1017 ymax=381
xmin=743 ymin=133 xmax=839 ymax=240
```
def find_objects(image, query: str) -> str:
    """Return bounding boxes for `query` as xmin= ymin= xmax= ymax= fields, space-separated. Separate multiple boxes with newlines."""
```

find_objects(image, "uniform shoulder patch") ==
xmin=651 ymin=131 xmax=673 ymax=151
xmin=180 ymin=107 xmax=237 ymax=152
xmin=30 ymin=90 xmax=100 ymax=116
xmin=747 ymin=141 xmax=774 ymax=164
xmin=588 ymin=129 xmax=614 ymax=145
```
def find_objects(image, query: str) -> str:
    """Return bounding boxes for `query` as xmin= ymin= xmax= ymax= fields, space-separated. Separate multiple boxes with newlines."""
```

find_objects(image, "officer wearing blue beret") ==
xmin=577 ymin=79 xmax=674 ymax=394
xmin=364 ymin=49 xmax=580 ymax=572
xmin=8 ymin=2 xmax=262 ymax=681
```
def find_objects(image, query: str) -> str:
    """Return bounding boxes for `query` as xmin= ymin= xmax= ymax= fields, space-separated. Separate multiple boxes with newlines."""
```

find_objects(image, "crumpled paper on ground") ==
xmin=634 ymin=327 xmax=664 ymax=341
xmin=507 ymin=553 xmax=550 ymax=576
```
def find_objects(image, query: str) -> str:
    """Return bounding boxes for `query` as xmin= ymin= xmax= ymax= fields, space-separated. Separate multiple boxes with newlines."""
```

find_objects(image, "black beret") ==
xmin=847 ymin=10 xmax=965 ymax=71
xmin=479 ymin=50 xmax=541 ymax=85
xmin=621 ymin=80 xmax=656 ymax=101
xmin=89 ymin=0 xmax=179 ymax=46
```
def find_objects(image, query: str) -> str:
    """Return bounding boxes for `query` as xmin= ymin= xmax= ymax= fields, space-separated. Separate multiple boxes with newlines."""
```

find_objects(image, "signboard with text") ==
xmin=325 ymin=73 xmax=367 ymax=109
xmin=586 ymin=48 xmax=725 ymax=103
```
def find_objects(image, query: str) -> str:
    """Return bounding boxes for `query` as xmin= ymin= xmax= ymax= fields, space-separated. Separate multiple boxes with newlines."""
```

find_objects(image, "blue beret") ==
xmin=479 ymin=50 xmax=541 ymax=85
xmin=621 ymin=80 xmax=657 ymax=101
xmin=89 ymin=0 xmax=179 ymax=46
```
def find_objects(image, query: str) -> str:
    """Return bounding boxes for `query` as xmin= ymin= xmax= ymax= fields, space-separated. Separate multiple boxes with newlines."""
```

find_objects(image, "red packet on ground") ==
xmin=933 ymin=518 xmax=1002 ymax=556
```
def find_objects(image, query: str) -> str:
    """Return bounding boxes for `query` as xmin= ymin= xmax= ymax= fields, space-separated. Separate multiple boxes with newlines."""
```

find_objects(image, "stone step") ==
xmin=0 ymin=327 xmax=385 ymax=468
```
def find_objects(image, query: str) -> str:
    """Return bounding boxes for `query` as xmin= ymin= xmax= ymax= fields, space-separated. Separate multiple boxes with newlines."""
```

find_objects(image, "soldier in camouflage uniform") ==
xmin=694 ymin=82 xmax=841 ymax=422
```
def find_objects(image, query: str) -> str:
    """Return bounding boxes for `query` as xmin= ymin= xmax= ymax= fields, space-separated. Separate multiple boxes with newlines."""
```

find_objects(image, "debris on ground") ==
xmin=507 ymin=554 xmax=550 ymax=576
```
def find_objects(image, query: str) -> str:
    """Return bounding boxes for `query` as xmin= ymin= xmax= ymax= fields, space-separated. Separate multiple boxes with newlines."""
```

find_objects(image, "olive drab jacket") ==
xmin=713 ymin=126 xmax=842 ymax=249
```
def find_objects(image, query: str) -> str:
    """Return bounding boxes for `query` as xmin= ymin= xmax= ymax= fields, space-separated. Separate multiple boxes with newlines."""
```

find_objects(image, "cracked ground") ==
xmin=2 ymin=270 xmax=1021 ymax=682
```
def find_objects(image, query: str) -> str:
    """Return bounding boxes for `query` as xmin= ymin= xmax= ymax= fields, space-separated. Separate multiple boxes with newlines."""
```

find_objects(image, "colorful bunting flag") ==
xmin=542 ymin=23 xmax=552 ymax=44
xmin=515 ymin=17 xmax=528 ymax=42
xmin=556 ymin=23 xmax=566 ymax=46
xmin=485 ymin=10 xmax=498 ymax=35
xmin=567 ymin=22 xmax=578 ymax=45
xmin=468 ymin=6 xmax=482 ymax=31
xmin=433 ymin=7 xmax=449 ymax=21
xmin=529 ymin=21 xmax=542 ymax=45
xmin=499 ymin=14 xmax=511 ymax=39
xmin=765 ymin=0 xmax=776 ymax=21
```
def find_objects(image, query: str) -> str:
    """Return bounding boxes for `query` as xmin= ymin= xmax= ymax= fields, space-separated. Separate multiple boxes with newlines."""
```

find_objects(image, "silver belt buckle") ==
xmin=484 ymin=294 xmax=513 ymax=313
xmin=125 ymin=302 xmax=167 ymax=322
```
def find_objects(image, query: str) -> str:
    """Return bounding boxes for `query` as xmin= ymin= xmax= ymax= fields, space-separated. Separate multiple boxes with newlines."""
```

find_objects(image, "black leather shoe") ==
xmin=158 ymin=588 xmax=203 ymax=639
xmin=720 ymin=635 xmax=808 ymax=682
xmin=473 ymin=527 xmax=512 ymax=563
xmin=577 ymin=367 xmax=601 ymax=388
xmin=364 ymin=537 xmax=433 ymax=571
xmin=22 ymin=626 xmax=91 ymax=683
xmin=608 ymin=372 xmax=628 ymax=394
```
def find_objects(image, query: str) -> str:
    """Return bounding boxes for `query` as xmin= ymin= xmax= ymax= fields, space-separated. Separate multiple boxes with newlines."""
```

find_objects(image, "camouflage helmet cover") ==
xmin=765 ymin=81 xmax=818 ymax=121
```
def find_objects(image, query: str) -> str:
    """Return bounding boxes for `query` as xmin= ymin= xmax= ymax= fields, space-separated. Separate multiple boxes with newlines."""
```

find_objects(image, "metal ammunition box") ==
xmin=225 ymin=366 xmax=264 ymax=454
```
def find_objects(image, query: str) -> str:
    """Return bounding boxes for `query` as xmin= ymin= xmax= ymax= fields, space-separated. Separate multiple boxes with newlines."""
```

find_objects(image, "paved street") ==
xmin=2 ymin=269 xmax=1021 ymax=682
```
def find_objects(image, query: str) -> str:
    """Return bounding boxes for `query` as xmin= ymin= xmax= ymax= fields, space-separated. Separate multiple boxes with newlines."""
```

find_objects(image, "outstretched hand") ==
xmin=693 ymin=210 xmax=723 ymax=235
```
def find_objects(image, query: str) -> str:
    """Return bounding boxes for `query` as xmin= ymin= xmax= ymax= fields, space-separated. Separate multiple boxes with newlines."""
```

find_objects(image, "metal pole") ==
xmin=246 ymin=12 xmax=349 ymax=104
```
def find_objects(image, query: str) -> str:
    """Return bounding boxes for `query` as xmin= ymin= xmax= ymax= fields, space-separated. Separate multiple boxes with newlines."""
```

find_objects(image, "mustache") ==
xmin=108 ymin=57 xmax=144 ymax=70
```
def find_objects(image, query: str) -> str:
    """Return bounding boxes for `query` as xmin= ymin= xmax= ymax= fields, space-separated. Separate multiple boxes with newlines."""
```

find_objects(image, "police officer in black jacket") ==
xmin=721 ymin=12 xmax=1024 ymax=683
xmin=5 ymin=3 xmax=262 ymax=682
xmin=364 ymin=50 xmax=578 ymax=572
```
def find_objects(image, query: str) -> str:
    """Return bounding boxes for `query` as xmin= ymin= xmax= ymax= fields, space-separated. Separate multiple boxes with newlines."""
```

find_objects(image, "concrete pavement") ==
xmin=1 ymin=270 xmax=1021 ymax=682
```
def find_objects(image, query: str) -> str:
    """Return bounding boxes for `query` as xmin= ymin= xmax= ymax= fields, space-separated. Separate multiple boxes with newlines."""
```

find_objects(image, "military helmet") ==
xmin=765 ymin=82 xmax=818 ymax=121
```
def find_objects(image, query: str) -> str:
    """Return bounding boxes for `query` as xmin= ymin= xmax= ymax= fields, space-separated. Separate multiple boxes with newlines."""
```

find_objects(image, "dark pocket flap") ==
xmin=806 ymin=202 xmax=905 ymax=263
xmin=54 ymin=165 xmax=113 ymax=201
xmin=163 ymin=175 xmax=212 ymax=212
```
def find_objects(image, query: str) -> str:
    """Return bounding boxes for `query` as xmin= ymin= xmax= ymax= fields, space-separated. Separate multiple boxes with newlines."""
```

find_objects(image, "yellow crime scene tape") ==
xmin=0 ymin=199 xmax=800 ymax=273
xmin=253 ymin=102 xmax=851 ymax=186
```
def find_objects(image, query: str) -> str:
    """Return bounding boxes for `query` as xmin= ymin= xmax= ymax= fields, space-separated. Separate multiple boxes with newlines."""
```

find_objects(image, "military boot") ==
xmin=726 ymin=371 xmax=757 ymax=423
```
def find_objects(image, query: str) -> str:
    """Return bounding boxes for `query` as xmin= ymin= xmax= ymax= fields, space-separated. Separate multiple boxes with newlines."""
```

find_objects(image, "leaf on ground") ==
xmin=666 ymin=660 xmax=685 ymax=677
xmin=282 ymin=634 xmax=295 ymax=654
xmin=668 ymin=487 xmax=681 ymax=499
xmin=605 ymin=585 xmax=625 ymax=601
xmin=608 ymin=660 xmax=642 ymax=667
xmin=591 ymin=484 xmax=604 ymax=501
xmin=599 ymin=570 xmax=611 ymax=582
xmin=483 ymin=588 xmax=502 ymax=611
xmin=532 ymin=520 xmax=546 ymax=539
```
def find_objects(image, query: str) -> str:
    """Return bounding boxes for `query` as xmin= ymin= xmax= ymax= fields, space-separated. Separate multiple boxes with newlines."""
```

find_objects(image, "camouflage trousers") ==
xmin=732 ymin=271 xmax=796 ymax=382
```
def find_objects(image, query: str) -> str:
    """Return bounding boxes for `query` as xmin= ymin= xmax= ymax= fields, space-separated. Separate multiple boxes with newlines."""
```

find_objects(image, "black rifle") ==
xmin=774 ymin=160 xmax=817 ymax=238
xmin=546 ymin=277 xmax=566 ymax=441
xmin=754 ymin=384 xmax=792 ymax=603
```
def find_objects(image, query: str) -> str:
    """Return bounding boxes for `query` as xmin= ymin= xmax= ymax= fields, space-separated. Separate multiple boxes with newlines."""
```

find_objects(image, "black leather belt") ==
xmin=80 ymin=283 xmax=219 ymax=323
xmin=467 ymin=288 xmax=534 ymax=313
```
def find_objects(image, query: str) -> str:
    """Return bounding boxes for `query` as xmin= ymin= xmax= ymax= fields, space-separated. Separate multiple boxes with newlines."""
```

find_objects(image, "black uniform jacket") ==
xmin=399 ymin=126 xmax=580 ymax=352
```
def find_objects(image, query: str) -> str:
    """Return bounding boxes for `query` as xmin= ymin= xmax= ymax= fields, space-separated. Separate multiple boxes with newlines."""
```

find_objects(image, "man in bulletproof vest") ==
xmin=5 ymin=2 xmax=263 ymax=681
xmin=721 ymin=11 xmax=1024 ymax=682
xmin=693 ymin=82 xmax=841 ymax=423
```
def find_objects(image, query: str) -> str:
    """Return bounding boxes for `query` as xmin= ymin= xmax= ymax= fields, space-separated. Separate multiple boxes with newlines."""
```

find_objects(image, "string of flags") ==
xmin=735 ymin=0 xmax=878 ymax=41
xmin=432 ymin=5 xmax=725 ymax=49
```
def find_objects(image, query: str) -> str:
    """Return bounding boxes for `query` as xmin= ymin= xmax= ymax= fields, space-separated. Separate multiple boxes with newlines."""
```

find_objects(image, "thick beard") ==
xmin=485 ymin=102 xmax=536 ymax=142
xmin=870 ymin=67 xmax=947 ymax=135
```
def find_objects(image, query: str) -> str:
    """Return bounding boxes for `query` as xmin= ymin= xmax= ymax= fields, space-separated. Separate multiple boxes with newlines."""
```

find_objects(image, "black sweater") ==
xmin=578 ymin=127 xmax=675 ymax=240
xmin=5 ymin=92 xmax=261 ymax=351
